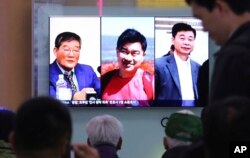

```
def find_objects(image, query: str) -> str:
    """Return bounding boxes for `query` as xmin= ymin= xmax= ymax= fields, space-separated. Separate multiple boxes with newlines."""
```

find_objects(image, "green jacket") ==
xmin=0 ymin=140 xmax=16 ymax=158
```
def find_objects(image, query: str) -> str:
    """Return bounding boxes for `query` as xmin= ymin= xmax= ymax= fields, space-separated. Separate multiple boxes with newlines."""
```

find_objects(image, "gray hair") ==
xmin=86 ymin=114 xmax=123 ymax=146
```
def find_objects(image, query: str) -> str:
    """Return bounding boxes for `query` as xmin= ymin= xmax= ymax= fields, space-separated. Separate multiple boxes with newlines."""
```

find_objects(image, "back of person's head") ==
xmin=203 ymin=96 xmax=250 ymax=158
xmin=11 ymin=96 xmax=72 ymax=156
xmin=86 ymin=114 xmax=123 ymax=149
xmin=116 ymin=28 xmax=147 ymax=52
xmin=185 ymin=0 xmax=250 ymax=14
xmin=0 ymin=106 xmax=15 ymax=142
xmin=172 ymin=23 xmax=196 ymax=39
xmin=162 ymin=109 xmax=202 ymax=149
xmin=55 ymin=31 xmax=81 ymax=49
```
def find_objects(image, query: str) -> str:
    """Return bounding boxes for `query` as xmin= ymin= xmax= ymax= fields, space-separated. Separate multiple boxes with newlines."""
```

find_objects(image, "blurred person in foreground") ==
xmin=9 ymin=96 xmax=99 ymax=158
xmin=179 ymin=96 xmax=250 ymax=158
xmin=201 ymin=96 xmax=250 ymax=158
xmin=161 ymin=109 xmax=202 ymax=158
xmin=86 ymin=114 xmax=123 ymax=158
xmin=185 ymin=0 xmax=250 ymax=104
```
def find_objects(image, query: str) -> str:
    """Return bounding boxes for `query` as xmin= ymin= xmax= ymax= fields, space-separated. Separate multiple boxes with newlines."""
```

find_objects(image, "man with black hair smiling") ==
xmin=101 ymin=28 xmax=154 ymax=106
xmin=155 ymin=23 xmax=200 ymax=106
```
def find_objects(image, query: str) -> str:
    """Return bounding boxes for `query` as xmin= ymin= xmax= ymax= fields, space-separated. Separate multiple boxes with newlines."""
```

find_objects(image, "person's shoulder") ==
xmin=229 ymin=21 xmax=250 ymax=44
xmin=220 ymin=23 xmax=250 ymax=57
xmin=190 ymin=59 xmax=201 ymax=67
xmin=76 ymin=63 xmax=92 ymax=68
xmin=102 ymin=69 xmax=119 ymax=78
xmin=156 ymin=54 xmax=173 ymax=65
xmin=101 ymin=69 xmax=119 ymax=94
xmin=156 ymin=54 xmax=170 ymax=61
xmin=75 ymin=63 xmax=95 ymax=71
xmin=217 ymin=40 xmax=250 ymax=64
xmin=0 ymin=140 xmax=15 ymax=158
xmin=49 ymin=60 xmax=57 ymax=68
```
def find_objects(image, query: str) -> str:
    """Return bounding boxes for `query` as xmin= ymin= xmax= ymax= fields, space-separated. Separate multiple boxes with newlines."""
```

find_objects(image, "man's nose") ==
xmin=124 ymin=53 xmax=133 ymax=61
xmin=183 ymin=39 xmax=190 ymax=45
xmin=68 ymin=49 xmax=74 ymax=55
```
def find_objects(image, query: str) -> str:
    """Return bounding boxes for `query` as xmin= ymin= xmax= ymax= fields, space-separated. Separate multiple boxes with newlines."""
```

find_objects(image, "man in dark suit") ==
xmin=185 ymin=0 xmax=250 ymax=105
xmin=50 ymin=32 xmax=100 ymax=100
xmin=155 ymin=23 xmax=200 ymax=106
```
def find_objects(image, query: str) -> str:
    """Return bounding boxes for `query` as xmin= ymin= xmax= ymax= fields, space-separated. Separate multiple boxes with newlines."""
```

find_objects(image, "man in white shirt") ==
xmin=155 ymin=23 xmax=200 ymax=106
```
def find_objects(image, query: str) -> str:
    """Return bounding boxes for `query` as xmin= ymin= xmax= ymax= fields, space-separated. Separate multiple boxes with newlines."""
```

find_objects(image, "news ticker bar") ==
xmin=61 ymin=100 xmax=141 ymax=106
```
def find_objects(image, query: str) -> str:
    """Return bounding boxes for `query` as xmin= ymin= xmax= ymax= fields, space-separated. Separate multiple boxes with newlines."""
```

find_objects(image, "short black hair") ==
xmin=116 ymin=28 xmax=147 ymax=52
xmin=172 ymin=23 xmax=196 ymax=38
xmin=185 ymin=0 xmax=250 ymax=14
xmin=55 ymin=32 xmax=81 ymax=49
xmin=13 ymin=96 xmax=72 ymax=152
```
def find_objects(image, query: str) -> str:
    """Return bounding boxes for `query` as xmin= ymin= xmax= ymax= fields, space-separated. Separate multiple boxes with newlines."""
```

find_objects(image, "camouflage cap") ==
xmin=163 ymin=112 xmax=202 ymax=142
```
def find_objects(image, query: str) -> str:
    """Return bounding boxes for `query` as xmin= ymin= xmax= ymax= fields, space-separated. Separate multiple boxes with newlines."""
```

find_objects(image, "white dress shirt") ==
xmin=174 ymin=53 xmax=195 ymax=106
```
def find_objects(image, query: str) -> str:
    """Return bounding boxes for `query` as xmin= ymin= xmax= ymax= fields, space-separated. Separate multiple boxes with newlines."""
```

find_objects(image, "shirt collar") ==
xmin=56 ymin=60 xmax=75 ymax=74
xmin=173 ymin=52 xmax=191 ymax=65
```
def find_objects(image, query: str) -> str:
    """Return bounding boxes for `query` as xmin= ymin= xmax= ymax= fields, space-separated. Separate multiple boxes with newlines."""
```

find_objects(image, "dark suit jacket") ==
xmin=49 ymin=60 xmax=100 ymax=98
xmin=155 ymin=54 xmax=200 ymax=106
xmin=210 ymin=22 xmax=250 ymax=104
xmin=197 ymin=59 xmax=209 ymax=106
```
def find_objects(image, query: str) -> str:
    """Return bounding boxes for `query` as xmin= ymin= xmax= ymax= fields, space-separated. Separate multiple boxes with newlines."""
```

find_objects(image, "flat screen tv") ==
xmin=49 ymin=16 xmax=209 ymax=107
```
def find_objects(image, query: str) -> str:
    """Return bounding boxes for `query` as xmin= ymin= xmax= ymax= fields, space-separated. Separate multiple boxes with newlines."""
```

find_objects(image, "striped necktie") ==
xmin=64 ymin=71 xmax=77 ymax=93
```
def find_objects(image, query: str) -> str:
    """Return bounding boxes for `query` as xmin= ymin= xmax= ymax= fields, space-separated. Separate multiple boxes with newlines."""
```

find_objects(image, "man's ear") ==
xmin=163 ymin=136 xmax=169 ymax=150
xmin=9 ymin=131 xmax=16 ymax=150
xmin=116 ymin=137 xmax=122 ymax=151
xmin=214 ymin=0 xmax=230 ymax=15
xmin=171 ymin=37 xmax=175 ymax=45
xmin=53 ymin=47 xmax=58 ymax=57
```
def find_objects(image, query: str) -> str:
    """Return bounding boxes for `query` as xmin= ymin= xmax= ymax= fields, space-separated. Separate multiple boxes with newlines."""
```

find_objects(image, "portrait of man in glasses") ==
xmin=49 ymin=31 xmax=100 ymax=100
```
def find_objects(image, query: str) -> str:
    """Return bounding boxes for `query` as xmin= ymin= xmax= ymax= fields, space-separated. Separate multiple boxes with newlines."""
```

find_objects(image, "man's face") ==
xmin=54 ymin=40 xmax=80 ymax=71
xmin=117 ymin=42 xmax=145 ymax=73
xmin=172 ymin=31 xmax=195 ymax=56
xmin=190 ymin=1 xmax=227 ymax=46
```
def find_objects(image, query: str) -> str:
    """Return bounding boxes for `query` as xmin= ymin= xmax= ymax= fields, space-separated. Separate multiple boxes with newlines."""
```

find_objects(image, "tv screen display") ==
xmin=49 ymin=16 xmax=208 ymax=107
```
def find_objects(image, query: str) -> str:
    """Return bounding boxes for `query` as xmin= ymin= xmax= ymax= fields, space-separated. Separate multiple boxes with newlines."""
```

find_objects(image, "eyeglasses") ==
xmin=60 ymin=47 xmax=80 ymax=54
